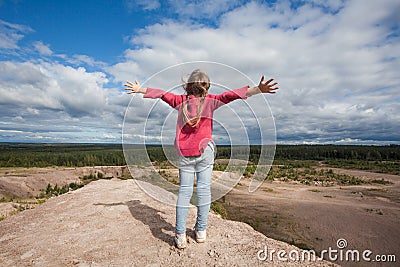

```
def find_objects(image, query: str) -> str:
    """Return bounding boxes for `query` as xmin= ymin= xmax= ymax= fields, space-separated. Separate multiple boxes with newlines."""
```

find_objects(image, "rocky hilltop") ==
xmin=0 ymin=178 xmax=335 ymax=266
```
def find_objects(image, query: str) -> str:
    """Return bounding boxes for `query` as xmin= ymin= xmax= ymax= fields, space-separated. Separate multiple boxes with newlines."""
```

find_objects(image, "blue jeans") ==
xmin=175 ymin=143 xmax=214 ymax=234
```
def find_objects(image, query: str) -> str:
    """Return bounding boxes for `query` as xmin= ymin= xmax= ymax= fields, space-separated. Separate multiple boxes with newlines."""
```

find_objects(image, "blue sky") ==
xmin=0 ymin=0 xmax=399 ymax=145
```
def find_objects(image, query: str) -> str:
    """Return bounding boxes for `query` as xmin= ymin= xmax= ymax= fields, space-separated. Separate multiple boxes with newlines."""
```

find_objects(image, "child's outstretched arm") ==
xmin=124 ymin=80 xmax=185 ymax=108
xmin=246 ymin=76 xmax=279 ymax=97
xmin=124 ymin=80 xmax=147 ymax=94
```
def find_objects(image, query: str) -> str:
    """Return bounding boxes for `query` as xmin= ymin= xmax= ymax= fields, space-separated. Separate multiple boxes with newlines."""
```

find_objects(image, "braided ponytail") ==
xmin=181 ymin=69 xmax=210 ymax=127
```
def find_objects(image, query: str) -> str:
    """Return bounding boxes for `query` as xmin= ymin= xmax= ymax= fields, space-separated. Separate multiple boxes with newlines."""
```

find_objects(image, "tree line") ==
xmin=0 ymin=143 xmax=399 ymax=168
xmin=0 ymin=143 xmax=125 ymax=167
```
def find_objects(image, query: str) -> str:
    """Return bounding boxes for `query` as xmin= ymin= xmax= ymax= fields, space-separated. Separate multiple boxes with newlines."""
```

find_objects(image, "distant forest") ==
xmin=0 ymin=143 xmax=399 ymax=168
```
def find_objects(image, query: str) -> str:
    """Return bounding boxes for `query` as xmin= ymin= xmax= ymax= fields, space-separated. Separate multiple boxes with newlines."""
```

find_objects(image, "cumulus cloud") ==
xmin=0 ymin=61 xmax=109 ymax=116
xmin=0 ymin=59 xmax=128 ymax=142
xmin=109 ymin=0 xmax=400 ymax=144
xmin=1 ymin=0 xmax=399 ymax=144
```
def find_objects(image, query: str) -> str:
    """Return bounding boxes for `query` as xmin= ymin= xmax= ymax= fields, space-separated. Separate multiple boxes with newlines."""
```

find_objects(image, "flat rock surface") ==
xmin=0 ymin=179 xmax=335 ymax=266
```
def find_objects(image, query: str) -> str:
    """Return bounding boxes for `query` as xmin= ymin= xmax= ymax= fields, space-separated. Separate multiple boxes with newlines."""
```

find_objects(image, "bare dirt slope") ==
xmin=0 ymin=166 xmax=130 ymax=198
xmin=224 ymin=169 xmax=400 ymax=266
xmin=0 ymin=179 xmax=334 ymax=266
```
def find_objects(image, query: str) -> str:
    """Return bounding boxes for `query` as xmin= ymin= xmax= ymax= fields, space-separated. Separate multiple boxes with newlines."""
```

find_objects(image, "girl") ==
xmin=124 ymin=69 xmax=278 ymax=249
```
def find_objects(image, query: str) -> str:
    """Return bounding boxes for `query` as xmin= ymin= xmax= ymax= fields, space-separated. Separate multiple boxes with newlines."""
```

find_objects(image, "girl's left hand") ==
xmin=258 ymin=76 xmax=279 ymax=94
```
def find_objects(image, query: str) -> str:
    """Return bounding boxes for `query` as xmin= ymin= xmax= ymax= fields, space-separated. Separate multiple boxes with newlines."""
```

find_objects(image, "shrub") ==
xmin=370 ymin=179 xmax=393 ymax=185
xmin=210 ymin=201 xmax=227 ymax=219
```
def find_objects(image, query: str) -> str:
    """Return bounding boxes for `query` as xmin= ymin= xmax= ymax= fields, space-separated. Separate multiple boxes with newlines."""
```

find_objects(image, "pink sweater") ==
xmin=144 ymin=86 xmax=249 ymax=157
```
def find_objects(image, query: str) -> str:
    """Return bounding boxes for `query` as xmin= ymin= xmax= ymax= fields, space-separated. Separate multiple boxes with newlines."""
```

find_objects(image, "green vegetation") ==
xmin=0 ymin=143 xmax=125 ymax=167
xmin=275 ymin=144 xmax=400 ymax=161
xmin=0 ymin=143 xmax=400 ymax=171
xmin=365 ymin=208 xmax=384 ymax=215
xmin=324 ymin=159 xmax=400 ymax=175
xmin=0 ymin=198 xmax=47 ymax=221
xmin=370 ymin=179 xmax=393 ymax=185
xmin=265 ymin=165 xmax=363 ymax=186
xmin=210 ymin=200 xmax=227 ymax=219
xmin=0 ymin=197 xmax=14 ymax=203
xmin=310 ymin=189 xmax=322 ymax=193
xmin=1 ymin=143 xmax=399 ymax=175
xmin=288 ymin=240 xmax=312 ymax=251
xmin=81 ymin=172 xmax=113 ymax=181
xmin=12 ymin=203 xmax=33 ymax=212
xmin=36 ymin=183 xmax=81 ymax=198
xmin=34 ymin=171 xmax=113 ymax=199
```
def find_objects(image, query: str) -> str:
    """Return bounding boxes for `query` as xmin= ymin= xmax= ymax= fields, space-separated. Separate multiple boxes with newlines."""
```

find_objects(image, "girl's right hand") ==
xmin=124 ymin=80 xmax=146 ymax=94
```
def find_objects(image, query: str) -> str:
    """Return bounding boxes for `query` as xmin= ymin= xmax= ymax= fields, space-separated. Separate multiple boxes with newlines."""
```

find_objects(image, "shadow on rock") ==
xmin=94 ymin=200 xmax=174 ymax=246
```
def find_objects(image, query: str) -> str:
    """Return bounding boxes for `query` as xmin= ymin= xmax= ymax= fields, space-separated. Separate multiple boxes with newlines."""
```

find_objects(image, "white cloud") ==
xmin=125 ymin=0 xmax=160 ymax=11
xmin=109 ymin=0 xmax=400 ymax=144
xmin=307 ymin=0 xmax=345 ymax=11
xmin=0 ymin=19 xmax=33 ymax=50
xmin=0 ymin=60 xmax=111 ymax=116
xmin=168 ymin=0 xmax=243 ymax=19
xmin=33 ymin=41 xmax=52 ymax=55
xmin=0 ymin=129 xmax=23 ymax=133
xmin=1 ymin=0 xmax=399 ymax=144
xmin=0 ymin=58 xmax=132 ymax=142
xmin=68 ymin=54 xmax=106 ymax=67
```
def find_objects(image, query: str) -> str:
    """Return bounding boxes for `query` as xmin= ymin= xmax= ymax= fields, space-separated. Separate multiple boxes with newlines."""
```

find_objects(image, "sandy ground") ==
xmin=0 ymin=166 xmax=132 ymax=198
xmin=0 ymin=166 xmax=133 ymax=218
xmin=0 ymin=166 xmax=398 ymax=266
xmin=223 ymin=168 xmax=400 ymax=266
xmin=0 ymin=178 xmax=334 ymax=266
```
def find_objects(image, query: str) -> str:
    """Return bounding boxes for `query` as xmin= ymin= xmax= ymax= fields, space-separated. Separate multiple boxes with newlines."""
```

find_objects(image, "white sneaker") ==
xmin=195 ymin=229 xmax=206 ymax=243
xmin=174 ymin=233 xmax=187 ymax=249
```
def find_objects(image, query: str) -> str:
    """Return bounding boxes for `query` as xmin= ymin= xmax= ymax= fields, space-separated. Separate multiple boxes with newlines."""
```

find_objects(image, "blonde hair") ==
xmin=181 ymin=69 xmax=210 ymax=127
xmin=182 ymin=69 xmax=210 ymax=97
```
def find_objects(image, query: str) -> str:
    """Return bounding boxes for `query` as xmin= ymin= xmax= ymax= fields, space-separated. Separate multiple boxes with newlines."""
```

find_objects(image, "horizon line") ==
xmin=0 ymin=141 xmax=398 ymax=147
